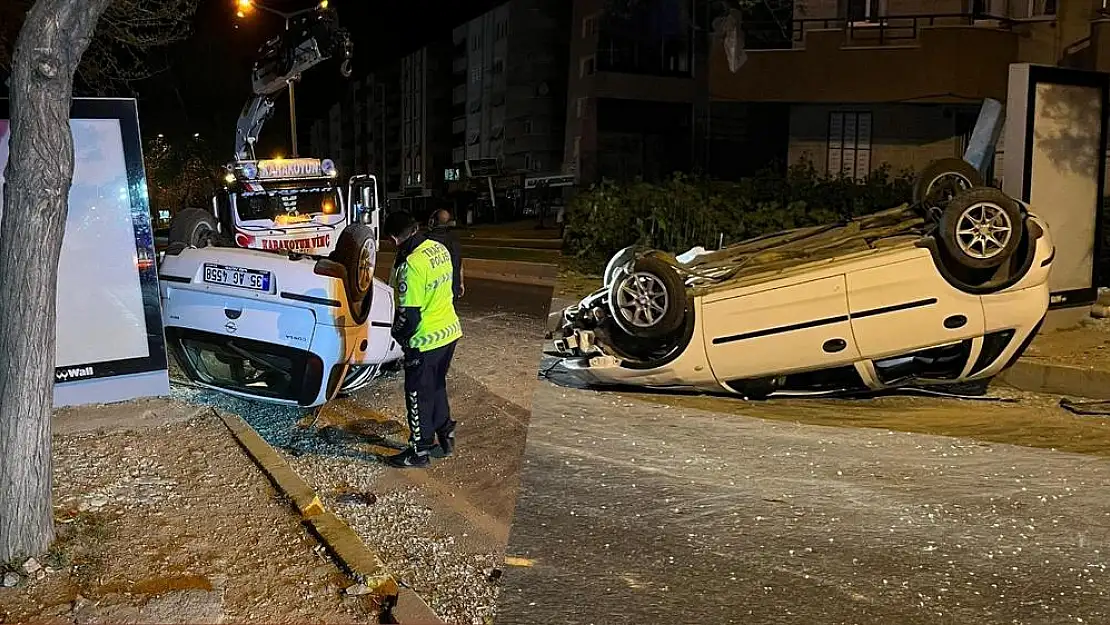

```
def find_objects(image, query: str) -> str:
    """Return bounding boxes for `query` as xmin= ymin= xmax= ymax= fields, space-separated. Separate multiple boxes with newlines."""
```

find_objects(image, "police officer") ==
xmin=383 ymin=211 xmax=463 ymax=468
xmin=426 ymin=208 xmax=464 ymax=301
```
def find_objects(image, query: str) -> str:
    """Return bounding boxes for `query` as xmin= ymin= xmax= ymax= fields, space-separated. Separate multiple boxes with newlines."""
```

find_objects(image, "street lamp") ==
xmin=234 ymin=0 xmax=331 ymax=157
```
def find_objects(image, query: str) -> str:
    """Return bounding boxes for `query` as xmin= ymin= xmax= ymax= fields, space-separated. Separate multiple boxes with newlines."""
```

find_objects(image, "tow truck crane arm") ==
xmin=233 ymin=6 xmax=353 ymax=161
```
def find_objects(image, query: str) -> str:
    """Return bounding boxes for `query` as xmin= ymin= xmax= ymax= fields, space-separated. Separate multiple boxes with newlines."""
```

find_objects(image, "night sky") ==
xmin=134 ymin=0 xmax=504 ymax=160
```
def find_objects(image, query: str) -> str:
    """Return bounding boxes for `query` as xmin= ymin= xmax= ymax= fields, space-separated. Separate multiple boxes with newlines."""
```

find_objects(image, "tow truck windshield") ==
xmin=234 ymin=182 xmax=343 ymax=227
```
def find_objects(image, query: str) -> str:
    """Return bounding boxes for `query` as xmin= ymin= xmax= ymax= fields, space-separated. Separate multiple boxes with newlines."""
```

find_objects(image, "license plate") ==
xmin=202 ymin=263 xmax=271 ymax=291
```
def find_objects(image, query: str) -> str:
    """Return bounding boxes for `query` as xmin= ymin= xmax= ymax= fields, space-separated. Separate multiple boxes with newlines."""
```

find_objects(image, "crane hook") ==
xmin=340 ymin=59 xmax=352 ymax=78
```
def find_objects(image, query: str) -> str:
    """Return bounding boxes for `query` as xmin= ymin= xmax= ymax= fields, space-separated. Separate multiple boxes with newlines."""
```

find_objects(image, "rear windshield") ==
xmin=179 ymin=336 xmax=304 ymax=402
xmin=235 ymin=184 xmax=341 ymax=224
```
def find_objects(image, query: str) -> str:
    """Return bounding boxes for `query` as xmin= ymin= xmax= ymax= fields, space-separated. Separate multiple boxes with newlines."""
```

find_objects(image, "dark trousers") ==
xmin=403 ymin=339 xmax=457 ymax=451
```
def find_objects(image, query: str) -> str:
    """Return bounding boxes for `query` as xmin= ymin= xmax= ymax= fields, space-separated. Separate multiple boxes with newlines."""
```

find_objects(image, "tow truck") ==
xmin=158 ymin=4 xmax=404 ymax=406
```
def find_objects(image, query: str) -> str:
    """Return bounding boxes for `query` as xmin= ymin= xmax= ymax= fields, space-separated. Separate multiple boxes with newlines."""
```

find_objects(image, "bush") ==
xmin=563 ymin=160 xmax=916 ymax=272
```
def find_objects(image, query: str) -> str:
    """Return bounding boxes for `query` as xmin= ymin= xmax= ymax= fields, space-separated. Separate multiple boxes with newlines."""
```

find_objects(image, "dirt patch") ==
xmin=554 ymin=269 xmax=600 ymax=299
xmin=1023 ymin=316 xmax=1110 ymax=371
xmin=0 ymin=410 xmax=375 ymax=624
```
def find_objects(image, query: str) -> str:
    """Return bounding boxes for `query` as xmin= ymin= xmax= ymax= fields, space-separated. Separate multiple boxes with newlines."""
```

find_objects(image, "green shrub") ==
xmin=564 ymin=160 xmax=916 ymax=271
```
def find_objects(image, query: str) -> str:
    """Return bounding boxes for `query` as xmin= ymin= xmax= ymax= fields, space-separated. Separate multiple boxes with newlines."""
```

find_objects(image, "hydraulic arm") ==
xmin=233 ymin=7 xmax=353 ymax=161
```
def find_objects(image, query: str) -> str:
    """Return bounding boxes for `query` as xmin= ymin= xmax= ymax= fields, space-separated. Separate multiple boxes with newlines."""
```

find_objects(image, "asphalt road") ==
xmin=495 ymin=363 xmax=1110 ymax=625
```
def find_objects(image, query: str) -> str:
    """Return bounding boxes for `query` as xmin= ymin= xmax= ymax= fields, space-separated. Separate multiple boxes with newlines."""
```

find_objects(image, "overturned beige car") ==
xmin=548 ymin=162 xmax=1054 ymax=399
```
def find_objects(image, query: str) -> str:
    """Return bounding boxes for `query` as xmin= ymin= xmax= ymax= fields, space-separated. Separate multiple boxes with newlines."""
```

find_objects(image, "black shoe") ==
xmin=384 ymin=447 xmax=431 ymax=468
xmin=435 ymin=421 xmax=457 ymax=458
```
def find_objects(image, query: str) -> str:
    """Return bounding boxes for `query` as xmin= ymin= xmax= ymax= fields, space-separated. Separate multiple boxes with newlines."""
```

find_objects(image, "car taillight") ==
xmin=235 ymin=232 xmax=254 ymax=247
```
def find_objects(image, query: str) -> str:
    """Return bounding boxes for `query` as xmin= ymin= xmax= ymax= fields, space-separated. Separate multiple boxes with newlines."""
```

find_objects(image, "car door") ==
xmin=845 ymin=253 xmax=985 ymax=360
xmin=702 ymin=274 xmax=861 ymax=383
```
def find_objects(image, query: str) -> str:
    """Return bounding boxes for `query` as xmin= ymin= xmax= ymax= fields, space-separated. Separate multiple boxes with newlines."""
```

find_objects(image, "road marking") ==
xmin=504 ymin=556 xmax=536 ymax=567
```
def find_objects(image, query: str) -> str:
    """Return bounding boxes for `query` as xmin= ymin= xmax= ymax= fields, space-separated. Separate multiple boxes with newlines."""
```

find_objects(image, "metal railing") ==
xmin=743 ymin=12 xmax=1016 ymax=50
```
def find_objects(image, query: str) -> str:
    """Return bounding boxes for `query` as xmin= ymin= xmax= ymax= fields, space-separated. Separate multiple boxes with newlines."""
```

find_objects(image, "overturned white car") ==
xmin=548 ymin=164 xmax=1054 ymax=398
xmin=159 ymin=160 xmax=403 ymax=408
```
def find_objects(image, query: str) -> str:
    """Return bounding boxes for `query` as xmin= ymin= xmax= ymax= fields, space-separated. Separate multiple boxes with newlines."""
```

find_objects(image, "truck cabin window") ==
xmin=236 ymin=184 xmax=341 ymax=224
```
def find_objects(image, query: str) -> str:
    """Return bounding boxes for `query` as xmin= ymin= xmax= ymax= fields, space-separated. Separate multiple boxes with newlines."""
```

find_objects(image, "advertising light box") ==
xmin=0 ymin=98 xmax=170 ymax=407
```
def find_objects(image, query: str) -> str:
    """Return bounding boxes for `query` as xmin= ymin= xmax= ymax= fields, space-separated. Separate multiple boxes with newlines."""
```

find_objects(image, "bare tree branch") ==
xmin=1 ymin=0 xmax=199 ymax=95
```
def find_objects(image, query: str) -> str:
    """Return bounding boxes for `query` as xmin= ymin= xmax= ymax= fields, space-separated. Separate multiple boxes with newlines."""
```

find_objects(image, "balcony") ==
xmin=452 ymin=85 xmax=466 ymax=105
xmin=453 ymin=57 xmax=467 ymax=74
xmin=452 ymin=117 xmax=466 ymax=135
xmin=714 ymin=12 xmax=1021 ymax=103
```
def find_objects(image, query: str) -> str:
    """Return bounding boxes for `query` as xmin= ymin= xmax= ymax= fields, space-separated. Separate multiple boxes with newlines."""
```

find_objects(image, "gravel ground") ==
xmin=0 ymin=398 xmax=374 ymax=624
xmin=166 ymin=281 xmax=550 ymax=625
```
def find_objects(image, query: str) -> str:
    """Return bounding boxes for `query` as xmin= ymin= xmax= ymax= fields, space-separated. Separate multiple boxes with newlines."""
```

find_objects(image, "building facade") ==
xmin=563 ymin=0 xmax=703 ymax=184
xmin=395 ymin=43 xmax=453 ymax=214
xmin=709 ymin=0 xmax=1100 ymax=182
xmin=451 ymin=0 xmax=569 ymax=178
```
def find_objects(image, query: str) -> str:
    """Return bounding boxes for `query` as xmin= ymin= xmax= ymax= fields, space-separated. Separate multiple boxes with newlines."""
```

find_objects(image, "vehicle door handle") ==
xmin=944 ymin=314 xmax=967 ymax=329
xmin=823 ymin=338 xmax=847 ymax=353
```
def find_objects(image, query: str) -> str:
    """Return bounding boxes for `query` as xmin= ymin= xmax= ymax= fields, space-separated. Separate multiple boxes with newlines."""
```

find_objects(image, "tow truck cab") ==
xmin=211 ymin=156 xmax=381 ymax=257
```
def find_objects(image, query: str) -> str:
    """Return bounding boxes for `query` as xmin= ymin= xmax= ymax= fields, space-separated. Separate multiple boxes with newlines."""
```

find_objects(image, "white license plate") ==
xmin=202 ymin=263 xmax=271 ymax=291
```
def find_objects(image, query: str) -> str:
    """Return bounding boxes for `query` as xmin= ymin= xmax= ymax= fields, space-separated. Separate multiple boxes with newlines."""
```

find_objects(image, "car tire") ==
xmin=331 ymin=223 xmax=376 ymax=316
xmin=168 ymin=208 xmax=219 ymax=248
xmin=913 ymin=157 xmax=984 ymax=210
xmin=608 ymin=255 xmax=686 ymax=339
xmin=338 ymin=364 xmax=379 ymax=395
xmin=603 ymin=245 xmax=640 ymax=288
xmin=939 ymin=187 xmax=1024 ymax=271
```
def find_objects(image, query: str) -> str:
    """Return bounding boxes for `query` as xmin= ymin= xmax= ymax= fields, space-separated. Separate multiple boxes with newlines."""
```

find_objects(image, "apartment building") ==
xmin=710 ymin=0 xmax=1099 ymax=182
xmin=308 ymin=68 xmax=402 ymax=196
xmin=450 ymin=0 xmax=569 ymax=179
xmin=564 ymin=0 xmax=717 ymax=184
xmin=395 ymin=43 xmax=453 ymax=214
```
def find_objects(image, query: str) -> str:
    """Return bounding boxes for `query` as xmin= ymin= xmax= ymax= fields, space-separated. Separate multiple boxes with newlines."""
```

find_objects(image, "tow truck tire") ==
xmin=168 ymin=208 xmax=218 ymax=248
xmin=939 ymin=187 xmax=1023 ymax=271
xmin=608 ymin=255 xmax=686 ymax=339
xmin=331 ymin=223 xmax=376 ymax=314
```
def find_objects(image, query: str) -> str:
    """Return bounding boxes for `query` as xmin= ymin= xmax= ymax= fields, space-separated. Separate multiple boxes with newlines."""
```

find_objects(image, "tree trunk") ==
xmin=0 ymin=0 xmax=113 ymax=563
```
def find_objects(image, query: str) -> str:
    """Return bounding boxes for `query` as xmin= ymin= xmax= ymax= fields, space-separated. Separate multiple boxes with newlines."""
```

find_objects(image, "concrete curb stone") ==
xmin=214 ymin=409 xmax=445 ymax=624
xmin=1000 ymin=360 xmax=1110 ymax=400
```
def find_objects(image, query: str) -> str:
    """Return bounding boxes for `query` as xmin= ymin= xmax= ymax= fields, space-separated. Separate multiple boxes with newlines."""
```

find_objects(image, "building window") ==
xmin=826 ymin=111 xmax=872 ymax=180
xmin=471 ymin=66 xmax=482 ymax=83
xmin=582 ymin=14 xmax=598 ymax=38
xmin=493 ymin=58 xmax=504 ymax=74
xmin=580 ymin=56 xmax=596 ymax=78
xmin=523 ymin=119 xmax=533 ymax=134
xmin=472 ymin=34 xmax=482 ymax=50
xmin=844 ymin=0 xmax=885 ymax=22
xmin=573 ymin=136 xmax=581 ymax=160
xmin=576 ymin=97 xmax=587 ymax=119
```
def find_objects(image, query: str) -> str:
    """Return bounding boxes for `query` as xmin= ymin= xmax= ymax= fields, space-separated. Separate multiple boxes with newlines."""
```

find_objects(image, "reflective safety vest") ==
xmin=391 ymin=238 xmax=462 ymax=352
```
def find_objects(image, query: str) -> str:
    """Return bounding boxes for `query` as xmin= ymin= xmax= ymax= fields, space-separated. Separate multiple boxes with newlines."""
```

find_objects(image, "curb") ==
xmin=999 ymin=360 xmax=1110 ymax=400
xmin=215 ymin=409 xmax=445 ymax=624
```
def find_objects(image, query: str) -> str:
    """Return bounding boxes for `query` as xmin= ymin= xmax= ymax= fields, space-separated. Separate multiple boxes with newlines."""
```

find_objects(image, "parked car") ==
xmin=547 ymin=159 xmax=1054 ymax=398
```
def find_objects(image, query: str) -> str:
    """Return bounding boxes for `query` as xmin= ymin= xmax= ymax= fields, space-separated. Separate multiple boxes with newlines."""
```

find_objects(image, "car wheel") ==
xmin=339 ymin=364 xmax=379 ymax=395
xmin=913 ymin=158 xmax=985 ymax=211
xmin=939 ymin=187 xmax=1024 ymax=271
xmin=168 ymin=208 xmax=219 ymax=248
xmin=331 ymin=223 xmax=376 ymax=315
xmin=608 ymin=255 xmax=686 ymax=339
